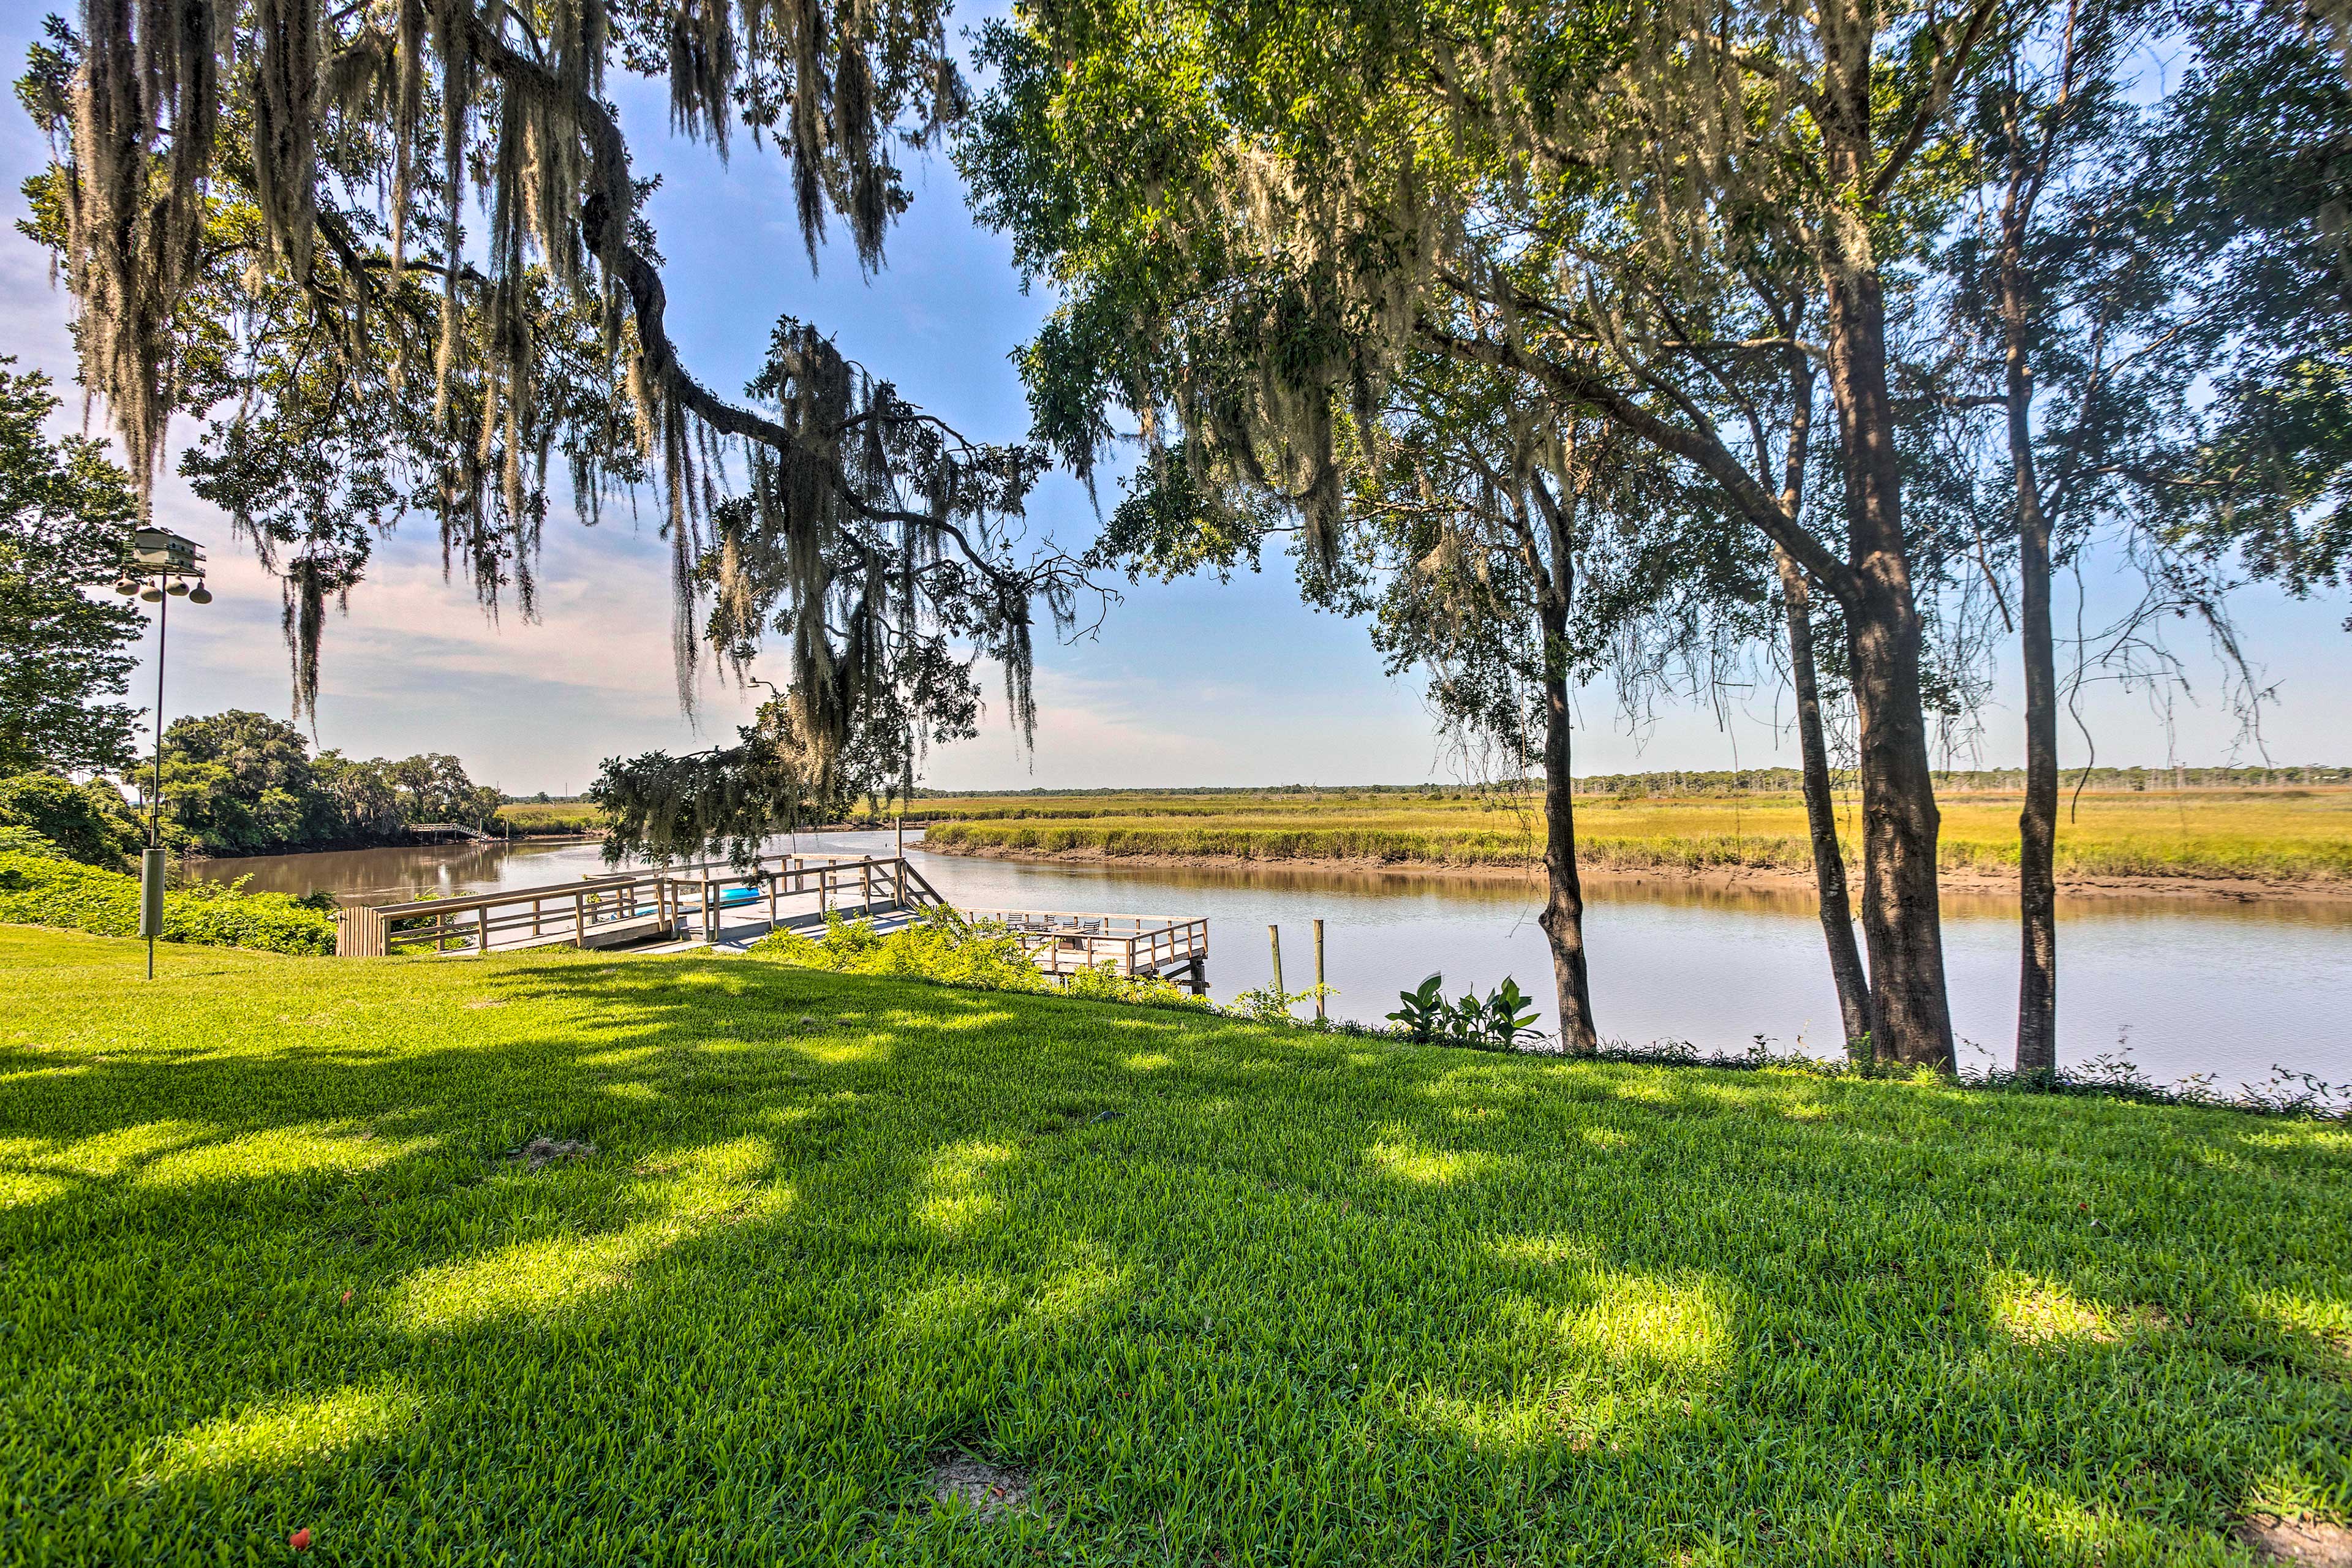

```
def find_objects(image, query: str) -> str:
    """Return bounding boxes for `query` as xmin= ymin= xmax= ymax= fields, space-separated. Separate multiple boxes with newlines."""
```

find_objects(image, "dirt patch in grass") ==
xmin=927 ymin=1456 xmax=1032 ymax=1519
xmin=2237 ymin=1515 xmax=2352 ymax=1565
xmin=509 ymin=1137 xmax=596 ymax=1170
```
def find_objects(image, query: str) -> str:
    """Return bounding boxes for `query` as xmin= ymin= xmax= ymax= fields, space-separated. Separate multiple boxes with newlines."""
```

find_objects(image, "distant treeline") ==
xmin=153 ymin=710 xmax=508 ymax=857
xmin=0 ymin=709 xmax=516 ymax=867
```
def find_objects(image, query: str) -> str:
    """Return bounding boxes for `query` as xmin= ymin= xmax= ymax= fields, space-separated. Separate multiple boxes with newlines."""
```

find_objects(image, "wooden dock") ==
xmin=958 ymin=907 xmax=1210 ymax=983
xmin=334 ymin=855 xmax=1207 ymax=982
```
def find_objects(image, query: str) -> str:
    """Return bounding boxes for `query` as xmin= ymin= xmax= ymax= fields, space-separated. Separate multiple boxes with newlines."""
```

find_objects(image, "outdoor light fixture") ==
xmin=119 ymin=527 xmax=213 ymax=981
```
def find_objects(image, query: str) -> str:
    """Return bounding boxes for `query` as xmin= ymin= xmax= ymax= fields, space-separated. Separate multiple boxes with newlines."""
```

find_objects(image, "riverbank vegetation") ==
xmin=149 ymin=712 xmax=505 ymax=858
xmin=0 ymin=843 xmax=336 ymax=955
xmin=4 ymin=925 xmax=2345 ymax=1561
xmin=492 ymin=802 xmax=611 ymax=837
xmin=919 ymin=786 xmax=2352 ymax=885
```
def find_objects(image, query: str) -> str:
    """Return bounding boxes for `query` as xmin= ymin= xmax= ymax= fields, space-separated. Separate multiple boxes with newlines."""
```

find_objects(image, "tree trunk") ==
xmin=1539 ymin=648 xmax=1600 ymax=1055
xmin=1532 ymin=488 xmax=1600 ymax=1055
xmin=1819 ymin=265 xmax=1958 ymax=1071
xmin=1772 ymin=545 xmax=1875 ymax=1056
xmin=2005 ymin=236 xmax=2060 ymax=1076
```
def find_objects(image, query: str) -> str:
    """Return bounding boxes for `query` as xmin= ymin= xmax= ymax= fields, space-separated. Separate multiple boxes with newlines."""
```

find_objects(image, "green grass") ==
xmin=3 ymin=924 xmax=2346 ymax=1565
xmin=918 ymin=788 xmax=2352 ymax=883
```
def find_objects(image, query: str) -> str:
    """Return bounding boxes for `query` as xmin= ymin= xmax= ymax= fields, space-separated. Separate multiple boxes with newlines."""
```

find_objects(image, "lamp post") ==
xmin=114 ymin=529 xmax=212 ymax=980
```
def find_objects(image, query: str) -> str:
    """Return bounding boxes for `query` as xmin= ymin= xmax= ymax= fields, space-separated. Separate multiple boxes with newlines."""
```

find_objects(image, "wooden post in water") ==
xmin=1313 ymin=919 xmax=1326 ymax=1020
xmin=1268 ymin=925 xmax=1284 ymax=995
xmin=895 ymin=813 xmax=905 ymax=857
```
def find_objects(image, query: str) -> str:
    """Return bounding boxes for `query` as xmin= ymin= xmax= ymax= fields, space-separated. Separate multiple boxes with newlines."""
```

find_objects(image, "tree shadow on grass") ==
xmin=1 ymin=946 xmax=2346 ymax=1563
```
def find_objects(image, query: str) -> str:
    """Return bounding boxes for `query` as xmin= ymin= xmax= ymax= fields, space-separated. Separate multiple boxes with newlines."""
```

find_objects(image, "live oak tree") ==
xmin=16 ymin=0 xmax=1085 ymax=848
xmin=1937 ymin=0 xmax=2174 ymax=1076
xmin=0 ymin=360 xmax=143 ymax=777
xmin=1339 ymin=380 xmax=1767 ymax=1054
xmin=2145 ymin=0 xmax=2352 ymax=597
xmin=1929 ymin=0 xmax=2352 ymax=1074
xmin=1088 ymin=344 xmax=1760 ymax=1052
xmin=961 ymin=0 xmax=1998 ymax=1065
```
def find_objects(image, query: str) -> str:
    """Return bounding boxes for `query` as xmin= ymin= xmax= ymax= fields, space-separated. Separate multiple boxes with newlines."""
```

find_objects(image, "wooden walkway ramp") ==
xmin=336 ymin=854 xmax=944 ymax=957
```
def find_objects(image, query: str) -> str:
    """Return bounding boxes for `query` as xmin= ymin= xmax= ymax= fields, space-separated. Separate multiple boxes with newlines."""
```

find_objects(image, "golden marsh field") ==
xmin=914 ymin=785 xmax=2352 ymax=887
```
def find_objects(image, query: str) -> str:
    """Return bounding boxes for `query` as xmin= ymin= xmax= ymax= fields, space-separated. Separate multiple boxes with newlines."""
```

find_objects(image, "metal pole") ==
xmin=1313 ymin=918 xmax=1326 ymax=1020
xmin=1268 ymin=924 xmax=1283 ymax=995
xmin=146 ymin=587 xmax=167 ymax=981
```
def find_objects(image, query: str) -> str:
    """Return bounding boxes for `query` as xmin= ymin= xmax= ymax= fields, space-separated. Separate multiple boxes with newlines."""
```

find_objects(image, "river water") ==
xmin=194 ymin=830 xmax=2352 ymax=1092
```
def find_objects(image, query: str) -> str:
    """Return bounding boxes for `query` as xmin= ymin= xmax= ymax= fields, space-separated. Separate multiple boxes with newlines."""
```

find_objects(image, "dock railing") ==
xmin=337 ymin=854 xmax=950 ymax=957
xmin=337 ymin=870 xmax=680 ymax=957
xmin=954 ymin=907 xmax=1210 ymax=979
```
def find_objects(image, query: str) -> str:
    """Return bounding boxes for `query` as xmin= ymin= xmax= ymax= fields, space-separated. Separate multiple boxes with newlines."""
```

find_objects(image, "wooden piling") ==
xmin=1268 ymin=924 xmax=1284 ymax=995
xmin=1313 ymin=918 xmax=1325 ymax=1020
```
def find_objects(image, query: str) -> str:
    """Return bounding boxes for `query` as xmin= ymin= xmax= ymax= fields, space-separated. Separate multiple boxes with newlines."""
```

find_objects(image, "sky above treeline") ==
xmin=4 ymin=11 xmax=2347 ymax=794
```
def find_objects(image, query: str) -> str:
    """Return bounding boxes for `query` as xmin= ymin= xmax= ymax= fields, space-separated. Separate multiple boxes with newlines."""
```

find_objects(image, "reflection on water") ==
xmin=192 ymin=831 xmax=2352 ymax=1090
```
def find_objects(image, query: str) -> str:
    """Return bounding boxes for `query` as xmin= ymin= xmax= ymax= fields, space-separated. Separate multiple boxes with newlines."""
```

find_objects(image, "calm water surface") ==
xmin=195 ymin=831 xmax=2352 ymax=1091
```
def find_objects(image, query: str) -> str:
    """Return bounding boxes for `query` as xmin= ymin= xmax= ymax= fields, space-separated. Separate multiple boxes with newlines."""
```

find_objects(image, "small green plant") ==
xmin=1226 ymin=981 xmax=1333 ymax=1025
xmin=1477 ymin=976 xmax=1542 ymax=1050
xmin=1386 ymin=971 xmax=1542 ymax=1050
xmin=1386 ymin=973 xmax=1449 ymax=1041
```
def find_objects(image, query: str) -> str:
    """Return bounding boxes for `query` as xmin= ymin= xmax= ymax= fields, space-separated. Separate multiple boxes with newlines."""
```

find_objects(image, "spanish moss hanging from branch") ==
xmin=23 ymin=0 xmax=1080 ymax=817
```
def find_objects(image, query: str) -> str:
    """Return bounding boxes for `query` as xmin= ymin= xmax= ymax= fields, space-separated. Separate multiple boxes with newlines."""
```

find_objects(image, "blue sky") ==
xmin=3 ymin=15 xmax=2345 ymax=793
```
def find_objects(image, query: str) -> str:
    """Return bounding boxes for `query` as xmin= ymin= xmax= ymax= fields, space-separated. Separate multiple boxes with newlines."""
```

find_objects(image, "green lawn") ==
xmin=2 ymin=926 xmax=2345 ymax=1566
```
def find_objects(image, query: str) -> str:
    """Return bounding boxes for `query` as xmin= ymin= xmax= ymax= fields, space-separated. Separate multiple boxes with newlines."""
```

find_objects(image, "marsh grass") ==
xmin=3 ymin=925 xmax=2346 ymax=1563
xmin=493 ymin=803 xmax=609 ymax=835
xmin=919 ymin=788 xmax=2352 ymax=882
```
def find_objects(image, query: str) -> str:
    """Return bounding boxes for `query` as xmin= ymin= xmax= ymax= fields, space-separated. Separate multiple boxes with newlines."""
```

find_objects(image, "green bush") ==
xmin=0 ymin=825 xmax=66 ymax=859
xmin=751 ymin=910 xmax=1207 ymax=1010
xmin=0 ymin=849 xmax=337 ymax=955
xmin=0 ymin=771 xmax=141 ymax=869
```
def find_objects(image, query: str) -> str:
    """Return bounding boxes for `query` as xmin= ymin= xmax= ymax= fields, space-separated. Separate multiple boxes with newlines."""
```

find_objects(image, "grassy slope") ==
xmin=2 ymin=926 xmax=2346 ymax=1566
xmin=918 ymin=788 xmax=2352 ymax=881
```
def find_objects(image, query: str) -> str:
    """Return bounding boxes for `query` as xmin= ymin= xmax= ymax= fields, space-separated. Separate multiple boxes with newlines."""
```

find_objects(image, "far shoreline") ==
xmin=919 ymin=839 xmax=2352 ymax=904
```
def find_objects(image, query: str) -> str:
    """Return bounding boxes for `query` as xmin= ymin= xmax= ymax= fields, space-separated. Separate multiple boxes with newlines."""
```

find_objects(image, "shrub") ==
xmin=0 ymin=849 xmax=337 ymax=955
xmin=0 ymin=771 xmax=141 ymax=869
xmin=0 ymin=825 xmax=66 ymax=859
